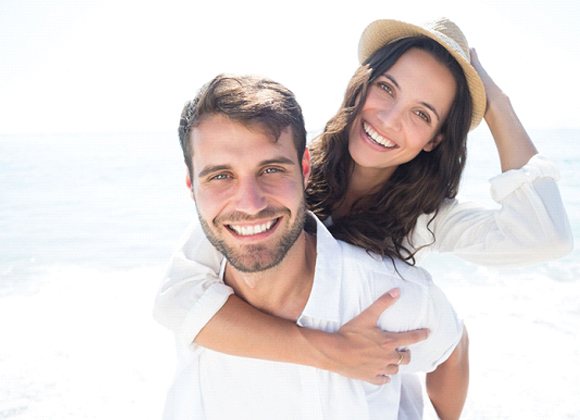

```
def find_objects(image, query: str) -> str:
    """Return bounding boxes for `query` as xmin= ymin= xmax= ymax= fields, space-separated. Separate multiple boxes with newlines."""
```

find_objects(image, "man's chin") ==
xmin=226 ymin=249 xmax=283 ymax=273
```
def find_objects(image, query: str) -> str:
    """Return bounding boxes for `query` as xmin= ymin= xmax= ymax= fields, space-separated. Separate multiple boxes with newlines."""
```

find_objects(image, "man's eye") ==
xmin=263 ymin=167 xmax=283 ymax=175
xmin=210 ymin=173 xmax=230 ymax=181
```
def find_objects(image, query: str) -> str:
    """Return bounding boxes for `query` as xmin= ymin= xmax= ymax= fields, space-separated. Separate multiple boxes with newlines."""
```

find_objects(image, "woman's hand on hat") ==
xmin=470 ymin=47 xmax=537 ymax=169
xmin=470 ymin=48 xmax=507 ymax=116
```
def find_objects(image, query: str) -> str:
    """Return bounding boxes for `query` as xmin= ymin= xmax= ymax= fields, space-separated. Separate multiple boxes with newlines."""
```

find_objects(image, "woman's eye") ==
xmin=378 ymin=82 xmax=393 ymax=96
xmin=415 ymin=110 xmax=431 ymax=123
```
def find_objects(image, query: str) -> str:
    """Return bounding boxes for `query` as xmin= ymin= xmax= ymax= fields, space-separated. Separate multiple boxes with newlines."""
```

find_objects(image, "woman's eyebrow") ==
xmin=420 ymin=101 xmax=441 ymax=121
xmin=383 ymin=74 xmax=400 ymax=89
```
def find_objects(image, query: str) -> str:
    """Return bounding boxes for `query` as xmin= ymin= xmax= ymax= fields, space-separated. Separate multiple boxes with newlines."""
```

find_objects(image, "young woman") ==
xmin=155 ymin=16 xmax=572 ymax=416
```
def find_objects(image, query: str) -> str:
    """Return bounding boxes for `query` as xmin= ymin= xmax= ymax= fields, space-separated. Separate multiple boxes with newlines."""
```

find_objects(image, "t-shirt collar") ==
xmin=298 ymin=212 xmax=343 ymax=325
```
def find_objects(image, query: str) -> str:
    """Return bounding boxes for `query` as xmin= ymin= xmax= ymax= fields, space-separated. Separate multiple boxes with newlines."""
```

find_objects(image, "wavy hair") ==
xmin=305 ymin=37 xmax=472 ymax=264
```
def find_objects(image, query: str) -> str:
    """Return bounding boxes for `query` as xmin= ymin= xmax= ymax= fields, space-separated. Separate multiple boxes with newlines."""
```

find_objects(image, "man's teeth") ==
xmin=363 ymin=123 xmax=396 ymax=148
xmin=229 ymin=220 xmax=275 ymax=236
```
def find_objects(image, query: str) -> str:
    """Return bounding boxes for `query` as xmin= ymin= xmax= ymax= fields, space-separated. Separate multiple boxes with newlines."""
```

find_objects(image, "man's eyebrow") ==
xmin=382 ymin=74 xmax=441 ymax=122
xmin=260 ymin=157 xmax=296 ymax=167
xmin=197 ymin=157 xmax=297 ymax=178
xmin=198 ymin=165 xmax=231 ymax=178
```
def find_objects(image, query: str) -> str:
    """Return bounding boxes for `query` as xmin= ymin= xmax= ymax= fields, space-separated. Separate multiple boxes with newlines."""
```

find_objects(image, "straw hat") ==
xmin=358 ymin=17 xmax=486 ymax=130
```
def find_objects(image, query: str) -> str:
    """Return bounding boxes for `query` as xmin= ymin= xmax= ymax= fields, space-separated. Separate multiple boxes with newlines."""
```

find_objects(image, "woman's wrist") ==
xmin=297 ymin=327 xmax=339 ymax=371
xmin=484 ymin=90 xmax=512 ymax=125
xmin=483 ymin=90 xmax=537 ymax=171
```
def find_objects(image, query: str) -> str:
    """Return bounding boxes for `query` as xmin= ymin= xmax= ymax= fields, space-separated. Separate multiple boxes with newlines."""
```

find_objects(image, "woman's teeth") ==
xmin=363 ymin=122 xmax=396 ymax=148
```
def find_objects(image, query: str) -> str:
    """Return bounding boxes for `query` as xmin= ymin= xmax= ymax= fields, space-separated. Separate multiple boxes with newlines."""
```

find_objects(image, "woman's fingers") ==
xmin=330 ymin=289 xmax=429 ymax=383
xmin=347 ymin=289 xmax=400 ymax=328
xmin=383 ymin=329 xmax=429 ymax=349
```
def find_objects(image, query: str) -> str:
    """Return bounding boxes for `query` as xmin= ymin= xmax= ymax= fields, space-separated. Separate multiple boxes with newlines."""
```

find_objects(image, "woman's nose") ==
xmin=377 ymin=103 xmax=403 ymax=132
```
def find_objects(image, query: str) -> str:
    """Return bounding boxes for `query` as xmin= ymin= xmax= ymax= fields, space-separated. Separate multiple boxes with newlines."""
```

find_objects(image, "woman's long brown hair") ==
xmin=306 ymin=37 xmax=473 ymax=264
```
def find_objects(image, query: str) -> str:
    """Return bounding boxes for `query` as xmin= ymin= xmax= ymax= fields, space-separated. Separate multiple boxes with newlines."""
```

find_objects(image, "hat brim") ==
xmin=358 ymin=19 xmax=486 ymax=130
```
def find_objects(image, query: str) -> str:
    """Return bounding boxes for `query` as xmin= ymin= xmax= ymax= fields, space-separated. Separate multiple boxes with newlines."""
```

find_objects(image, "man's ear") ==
xmin=185 ymin=171 xmax=195 ymax=200
xmin=185 ymin=171 xmax=192 ymax=190
xmin=423 ymin=133 xmax=444 ymax=152
xmin=301 ymin=148 xmax=311 ymax=187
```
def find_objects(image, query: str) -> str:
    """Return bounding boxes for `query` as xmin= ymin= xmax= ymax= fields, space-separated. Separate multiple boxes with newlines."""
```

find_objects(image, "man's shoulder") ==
xmin=335 ymin=240 xmax=453 ymax=336
xmin=336 ymin=239 xmax=433 ymax=290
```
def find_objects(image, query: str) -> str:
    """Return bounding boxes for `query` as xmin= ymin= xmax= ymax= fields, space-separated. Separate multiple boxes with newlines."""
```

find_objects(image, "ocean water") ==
xmin=0 ymin=129 xmax=579 ymax=419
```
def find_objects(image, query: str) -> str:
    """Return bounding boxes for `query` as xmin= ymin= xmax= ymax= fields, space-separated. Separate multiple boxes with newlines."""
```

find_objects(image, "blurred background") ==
xmin=1 ymin=0 xmax=579 ymax=419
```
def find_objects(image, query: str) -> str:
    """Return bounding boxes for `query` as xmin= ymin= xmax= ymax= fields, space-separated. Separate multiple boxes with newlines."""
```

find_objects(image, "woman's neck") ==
xmin=333 ymin=163 xmax=396 ymax=218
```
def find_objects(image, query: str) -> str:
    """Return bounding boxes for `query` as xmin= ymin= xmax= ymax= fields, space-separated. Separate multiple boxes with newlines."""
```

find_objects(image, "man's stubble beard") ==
xmin=197 ymin=202 xmax=306 ymax=273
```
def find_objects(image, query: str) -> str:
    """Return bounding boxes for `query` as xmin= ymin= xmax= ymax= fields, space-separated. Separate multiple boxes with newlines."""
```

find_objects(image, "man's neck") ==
xmin=223 ymin=231 xmax=317 ymax=322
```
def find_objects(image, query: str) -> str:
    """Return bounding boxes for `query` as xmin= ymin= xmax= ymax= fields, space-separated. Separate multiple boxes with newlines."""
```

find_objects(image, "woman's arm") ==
xmin=154 ymin=222 xmax=429 ymax=383
xmin=426 ymin=327 xmax=469 ymax=420
xmin=198 ymin=289 xmax=428 ymax=384
xmin=413 ymin=50 xmax=571 ymax=265
xmin=412 ymin=49 xmax=570 ymax=265
xmin=153 ymin=221 xmax=230 ymax=344
xmin=412 ymin=51 xmax=574 ymax=265
xmin=471 ymin=48 xmax=538 ymax=172
xmin=412 ymin=164 xmax=573 ymax=266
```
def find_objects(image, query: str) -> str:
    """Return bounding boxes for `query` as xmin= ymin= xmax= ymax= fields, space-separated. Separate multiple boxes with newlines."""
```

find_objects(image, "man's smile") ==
xmin=225 ymin=217 xmax=281 ymax=238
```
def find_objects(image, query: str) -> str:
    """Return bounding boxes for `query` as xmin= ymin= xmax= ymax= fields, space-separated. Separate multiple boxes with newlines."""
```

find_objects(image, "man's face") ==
xmin=188 ymin=114 xmax=310 ymax=273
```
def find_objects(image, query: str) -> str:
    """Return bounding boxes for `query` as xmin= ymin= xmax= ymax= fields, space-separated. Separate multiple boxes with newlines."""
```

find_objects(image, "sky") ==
xmin=1 ymin=0 xmax=579 ymax=135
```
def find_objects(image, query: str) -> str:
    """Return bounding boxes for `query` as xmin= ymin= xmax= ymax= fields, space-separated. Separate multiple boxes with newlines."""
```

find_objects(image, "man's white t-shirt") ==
xmin=162 ymin=214 xmax=463 ymax=420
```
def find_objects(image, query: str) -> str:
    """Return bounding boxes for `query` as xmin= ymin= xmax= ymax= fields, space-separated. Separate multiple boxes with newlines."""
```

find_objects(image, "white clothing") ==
xmin=411 ymin=155 xmax=572 ymax=265
xmin=162 ymin=216 xmax=463 ymax=420
xmin=154 ymin=155 xmax=573 ymax=345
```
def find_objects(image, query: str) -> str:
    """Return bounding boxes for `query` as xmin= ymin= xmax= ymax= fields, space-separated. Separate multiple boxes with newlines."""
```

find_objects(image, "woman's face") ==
xmin=348 ymin=47 xmax=457 ymax=173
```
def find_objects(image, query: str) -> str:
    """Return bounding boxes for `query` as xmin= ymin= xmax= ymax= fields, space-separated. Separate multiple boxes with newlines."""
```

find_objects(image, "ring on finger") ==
xmin=396 ymin=350 xmax=404 ymax=366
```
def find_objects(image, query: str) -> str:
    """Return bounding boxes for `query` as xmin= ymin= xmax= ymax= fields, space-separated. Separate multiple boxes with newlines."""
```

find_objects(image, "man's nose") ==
xmin=233 ymin=177 xmax=268 ymax=214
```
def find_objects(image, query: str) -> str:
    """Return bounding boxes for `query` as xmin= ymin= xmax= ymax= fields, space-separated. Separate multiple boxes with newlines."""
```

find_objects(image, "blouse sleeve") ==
xmin=153 ymin=220 xmax=233 ymax=345
xmin=411 ymin=155 xmax=573 ymax=266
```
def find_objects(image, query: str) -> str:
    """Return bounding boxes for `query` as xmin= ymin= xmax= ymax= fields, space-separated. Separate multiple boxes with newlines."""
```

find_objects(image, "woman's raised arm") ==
xmin=471 ymin=48 xmax=538 ymax=171
xmin=408 ymin=50 xmax=573 ymax=265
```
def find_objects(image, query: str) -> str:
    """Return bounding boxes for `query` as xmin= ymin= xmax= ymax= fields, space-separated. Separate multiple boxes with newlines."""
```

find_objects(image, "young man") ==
xmin=162 ymin=74 xmax=468 ymax=420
